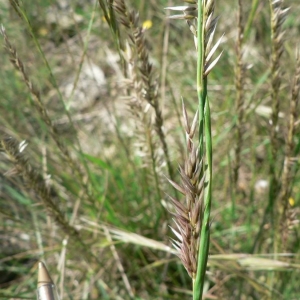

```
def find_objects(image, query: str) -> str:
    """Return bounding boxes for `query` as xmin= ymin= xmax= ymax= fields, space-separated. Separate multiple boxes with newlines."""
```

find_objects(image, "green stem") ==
xmin=197 ymin=1 xmax=206 ymax=157
xmin=244 ymin=0 xmax=259 ymax=41
xmin=193 ymin=1 xmax=212 ymax=299
xmin=194 ymin=98 xmax=212 ymax=300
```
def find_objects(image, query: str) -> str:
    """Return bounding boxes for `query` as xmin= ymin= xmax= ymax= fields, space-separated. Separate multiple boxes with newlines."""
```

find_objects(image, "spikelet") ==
xmin=168 ymin=104 xmax=204 ymax=278
xmin=165 ymin=0 xmax=223 ymax=76
xmin=165 ymin=1 xmax=221 ymax=282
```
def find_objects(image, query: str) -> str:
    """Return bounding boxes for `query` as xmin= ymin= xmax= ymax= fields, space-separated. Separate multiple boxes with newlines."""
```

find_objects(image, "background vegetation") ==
xmin=1 ymin=0 xmax=300 ymax=299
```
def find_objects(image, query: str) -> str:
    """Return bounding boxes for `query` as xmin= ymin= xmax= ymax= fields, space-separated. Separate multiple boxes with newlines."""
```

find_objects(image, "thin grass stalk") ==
xmin=0 ymin=26 xmax=95 ymax=207
xmin=7 ymin=0 xmax=83 ymax=144
xmin=195 ymin=101 xmax=211 ymax=300
xmin=269 ymin=0 xmax=285 ymax=175
xmin=147 ymin=123 xmax=163 ymax=204
xmin=252 ymin=0 xmax=289 ymax=256
xmin=243 ymin=0 xmax=259 ymax=41
xmin=197 ymin=1 xmax=205 ymax=156
xmin=98 ymin=0 xmax=120 ymax=44
xmin=98 ymin=0 xmax=127 ymax=75
xmin=233 ymin=0 xmax=246 ymax=196
xmin=194 ymin=1 xmax=215 ymax=298
xmin=278 ymin=54 xmax=300 ymax=247
xmin=166 ymin=0 xmax=221 ymax=298
xmin=1 ymin=5 xmax=94 ymax=206
xmin=268 ymin=0 xmax=289 ymax=255
xmin=66 ymin=0 xmax=97 ymax=110
xmin=194 ymin=1 xmax=207 ymax=298
xmin=160 ymin=6 xmax=171 ymax=114
xmin=103 ymin=227 xmax=135 ymax=298
xmin=267 ymin=2 xmax=290 ymax=295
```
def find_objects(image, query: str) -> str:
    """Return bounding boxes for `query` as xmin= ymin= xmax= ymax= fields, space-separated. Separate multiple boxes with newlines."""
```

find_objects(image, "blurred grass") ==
xmin=0 ymin=0 xmax=300 ymax=299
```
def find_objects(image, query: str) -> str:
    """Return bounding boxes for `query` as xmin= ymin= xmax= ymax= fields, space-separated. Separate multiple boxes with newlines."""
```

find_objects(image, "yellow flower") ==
xmin=142 ymin=20 xmax=152 ymax=30
xmin=38 ymin=27 xmax=48 ymax=37
xmin=289 ymin=197 xmax=295 ymax=207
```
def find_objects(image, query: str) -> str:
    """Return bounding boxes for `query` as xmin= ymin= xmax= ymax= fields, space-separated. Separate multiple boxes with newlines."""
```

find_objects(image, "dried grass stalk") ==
xmin=269 ymin=0 xmax=289 ymax=183
xmin=278 ymin=54 xmax=300 ymax=246
xmin=233 ymin=0 xmax=246 ymax=191
xmin=266 ymin=0 xmax=289 ymax=253
xmin=121 ymin=41 xmax=163 ymax=204
xmin=113 ymin=0 xmax=175 ymax=182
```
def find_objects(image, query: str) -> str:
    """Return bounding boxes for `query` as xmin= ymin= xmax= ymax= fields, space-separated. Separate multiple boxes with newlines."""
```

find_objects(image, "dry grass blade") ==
xmin=80 ymin=218 xmax=178 ymax=255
